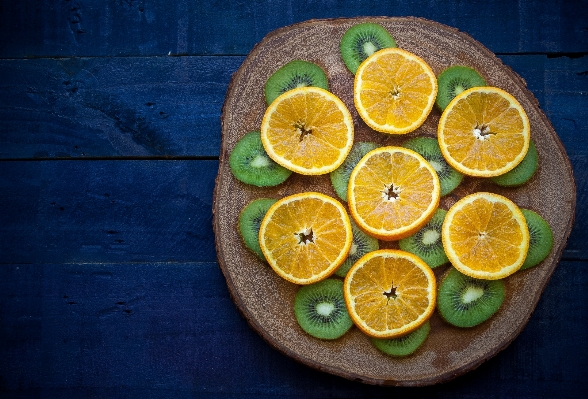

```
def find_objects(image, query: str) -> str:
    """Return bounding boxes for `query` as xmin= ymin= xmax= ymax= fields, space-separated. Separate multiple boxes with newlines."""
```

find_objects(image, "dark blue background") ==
xmin=1 ymin=1 xmax=587 ymax=397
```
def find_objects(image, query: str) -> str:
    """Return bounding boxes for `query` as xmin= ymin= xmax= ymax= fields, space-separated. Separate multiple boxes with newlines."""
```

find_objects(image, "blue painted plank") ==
xmin=500 ymin=55 xmax=588 ymax=156
xmin=0 ymin=260 xmax=586 ymax=397
xmin=0 ymin=56 xmax=242 ymax=158
xmin=0 ymin=157 xmax=585 ymax=263
xmin=0 ymin=55 xmax=586 ymax=159
xmin=0 ymin=0 xmax=586 ymax=58
xmin=0 ymin=160 xmax=218 ymax=264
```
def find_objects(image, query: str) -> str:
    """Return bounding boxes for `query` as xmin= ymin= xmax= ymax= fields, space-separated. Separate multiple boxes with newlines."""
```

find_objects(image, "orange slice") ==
xmin=438 ymin=86 xmax=531 ymax=177
xmin=343 ymin=249 xmax=436 ymax=339
xmin=347 ymin=146 xmax=441 ymax=241
xmin=354 ymin=47 xmax=437 ymax=134
xmin=442 ymin=192 xmax=530 ymax=280
xmin=260 ymin=87 xmax=354 ymax=175
xmin=259 ymin=192 xmax=353 ymax=285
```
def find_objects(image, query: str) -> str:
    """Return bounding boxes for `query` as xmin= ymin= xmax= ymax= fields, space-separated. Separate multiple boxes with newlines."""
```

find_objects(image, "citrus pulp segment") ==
xmin=353 ymin=47 xmax=438 ymax=134
xmin=347 ymin=146 xmax=441 ymax=241
xmin=259 ymin=192 xmax=353 ymax=285
xmin=260 ymin=87 xmax=354 ymax=175
xmin=343 ymin=249 xmax=437 ymax=339
xmin=437 ymin=86 xmax=531 ymax=177
xmin=442 ymin=192 xmax=530 ymax=280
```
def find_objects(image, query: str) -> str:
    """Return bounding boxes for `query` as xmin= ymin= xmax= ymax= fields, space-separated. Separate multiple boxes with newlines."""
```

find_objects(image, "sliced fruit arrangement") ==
xmin=348 ymin=146 xmax=441 ymax=241
xmin=442 ymin=192 xmax=530 ymax=280
xmin=437 ymin=267 xmax=506 ymax=328
xmin=229 ymin=22 xmax=556 ymax=351
xmin=294 ymin=279 xmax=353 ymax=340
xmin=399 ymin=208 xmax=449 ymax=269
xmin=340 ymin=22 xmax=397 ymax=74
xmin=436 ymin=65 xmax=486 ymax=111
xmin=229 ymin=131 xmax=292 ymax=187
xmin=261 ymin=87 xmax=354 ymax=175
xmin=438 ymin=86 xmax=531 ymax=177
xmin=402 ymin=137 xmax=463 ymax=197
xmin=238 ymin=198 xmax=277 ymax=260
xmin=354 ymin=47 xmax=438 ymax=134
xmin=259 ymin=192 xmax=352 ymax=285
xmin=519 ymin=209 xmax=554 ymax=270
xmin=343 ymin=249 xmax=437 ymax=339
xmin=491 ymin=140 xmax=539 ymax=187
xmin=334 ymin=219 xmax=379 ymax=278
xmin=330 ymin=141 xmax=379 ymax=202
xmin=371 ymin=321 xmax=430 ymax=357
xmin=264 ymin=60 xmax=329 ymax=106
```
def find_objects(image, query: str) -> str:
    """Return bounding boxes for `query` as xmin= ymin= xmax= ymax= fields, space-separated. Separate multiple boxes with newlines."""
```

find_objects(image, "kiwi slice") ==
xmin=520 ymin=209 xmax=554 ymax=270
xmin=492 ymin=140 xmax=539 ymax=187
xmin=399 ymin=208 xmax=449 ymax=269
xmin=437 ymin=268 xmax=506 ymax=328
xmin=371 ymin=321 xmax=430 ymax=357
xmin=340 ymin=23 xmax=397 ymax=74
xmin=264 ymin=60 xmax=329 ymax=105
xmin=334 ymin=220 xmax=379 ymax=277
xmin=402 ymin=137 xmax=463 ymax=196
xmin=294 ymin=279 xmax=354 ymax=340
xmin=330 ymin=141 xmax=379 ymax=201
xmin=229 ymin=131 xmax=292 ymax=187
xmin=238 ymin=198 xmax=277 ymax=260
xmin=436 ymin=65 xmax=486 ymax=111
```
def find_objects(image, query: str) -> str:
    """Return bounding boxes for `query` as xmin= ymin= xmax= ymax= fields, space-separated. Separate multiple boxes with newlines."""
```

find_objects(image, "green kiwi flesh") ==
xmin=340 ymin=23 xmax=397 ymax=74
xmin=371 ymin=321 xmax=430 ymax=357
xmin=402 ymin=137 xmax=463 ymax=196
xmin=437 ymin=268 xmax=506 ymax=328
xmin=330 ymin=141 xmax=379 ymax=201
xmin=238 ymin=198 xmax=277 ymax=260
xmin=399 ymin=208 xmax=449 ymax=269
xmin=492 ymin=140 xmax=538 ymax=187
xmin=294 ymin=279 xmax=354 ymax=340
xmin=229 ymin=131 xmax=292 ymax=187
xmin=436 ymin=65 xmax=486 ymax=111
xmin=264 ymin=60 xmax=329 ymax=105
xmin=334 ymin=220 xmax=379 ymax=277
xmin=520 ymin=209 xmax=554 ymax=270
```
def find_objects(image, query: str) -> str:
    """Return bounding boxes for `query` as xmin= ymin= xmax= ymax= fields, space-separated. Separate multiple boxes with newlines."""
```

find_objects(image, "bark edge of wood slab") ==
xmin=213 ymin=17 xmax=576 ymax=386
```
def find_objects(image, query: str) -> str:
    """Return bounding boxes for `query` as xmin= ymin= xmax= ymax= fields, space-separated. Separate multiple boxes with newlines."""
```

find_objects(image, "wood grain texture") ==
xmin=0 ymin=55 xmax=585 ymax=159
xmin=1 ymin=260 xmax=586 ymax=397
xmin=0 ymin=160 xmax=218 ymax=264
xmin=1 ymin=0 xmax=586 ymax=58
xmin=214 ymin=17 xmax=576 ymax=386
xmin=0 ymin=0 xmax=586 ymax=395
xmin=0 ymin=57 xmax=241 ymax=158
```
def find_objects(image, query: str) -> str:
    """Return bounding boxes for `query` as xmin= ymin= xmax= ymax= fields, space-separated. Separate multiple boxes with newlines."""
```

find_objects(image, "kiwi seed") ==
xmin=437 ymin=267 xmax=506 ymax=328
xmin=371 ymin=321 xmax=430 ymax=357
xmin=436 ymin=65 xmax=486 ymax=111
xmin=492 ymin=140 xmax=539 ymax=187
xmin=229 ymin=131 xmax=292 ymax=187
xmin=294 ymin=279 xmax=354 ymax=340
xmin=334 ymin=219 xmax=379 ymax=277
xmin=264 ymin=60 xmax=329 ymax=105
xmin=519 ymin=209 xmax=554 ymax=270
xmin=340 ymin=23 xmax=397 ymax=74
xmin=402 ymin=137 xmax=463 ymax=196
xmin=330 ymin=141 xmax=379 ymax=201
xmin=399 ymin=208 xmax=449 ymax=269
xmin=238 ymin=198 xmax=277 ymax=260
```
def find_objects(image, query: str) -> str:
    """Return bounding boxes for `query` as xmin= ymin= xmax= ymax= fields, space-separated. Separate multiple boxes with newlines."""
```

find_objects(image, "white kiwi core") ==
xmin=462 ymin=286 xmax=484 ymax=304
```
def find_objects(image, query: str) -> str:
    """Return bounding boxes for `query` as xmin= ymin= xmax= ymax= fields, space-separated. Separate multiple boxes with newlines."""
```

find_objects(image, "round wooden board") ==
xmin=213 ymin=17 xmax=576 ymax=386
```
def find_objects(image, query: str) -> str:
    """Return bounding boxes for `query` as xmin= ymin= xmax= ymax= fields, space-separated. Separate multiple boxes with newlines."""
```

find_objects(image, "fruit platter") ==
xmin=213 ymin=17 xmax=575 ymax=386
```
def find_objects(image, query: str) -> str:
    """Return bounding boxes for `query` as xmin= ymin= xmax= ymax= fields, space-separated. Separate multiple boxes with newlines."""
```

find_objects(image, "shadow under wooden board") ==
xmin=213 ymin=17 xmax=576 ymax=386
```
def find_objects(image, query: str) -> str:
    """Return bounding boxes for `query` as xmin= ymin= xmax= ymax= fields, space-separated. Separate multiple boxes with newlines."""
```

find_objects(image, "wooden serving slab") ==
xmin=213 ymin=17 xmax=576 ymax=386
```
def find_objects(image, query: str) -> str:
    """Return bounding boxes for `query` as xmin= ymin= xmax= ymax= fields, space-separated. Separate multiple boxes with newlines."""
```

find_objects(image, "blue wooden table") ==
xmin=1 ymin=1 xmax=587 ymax=397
